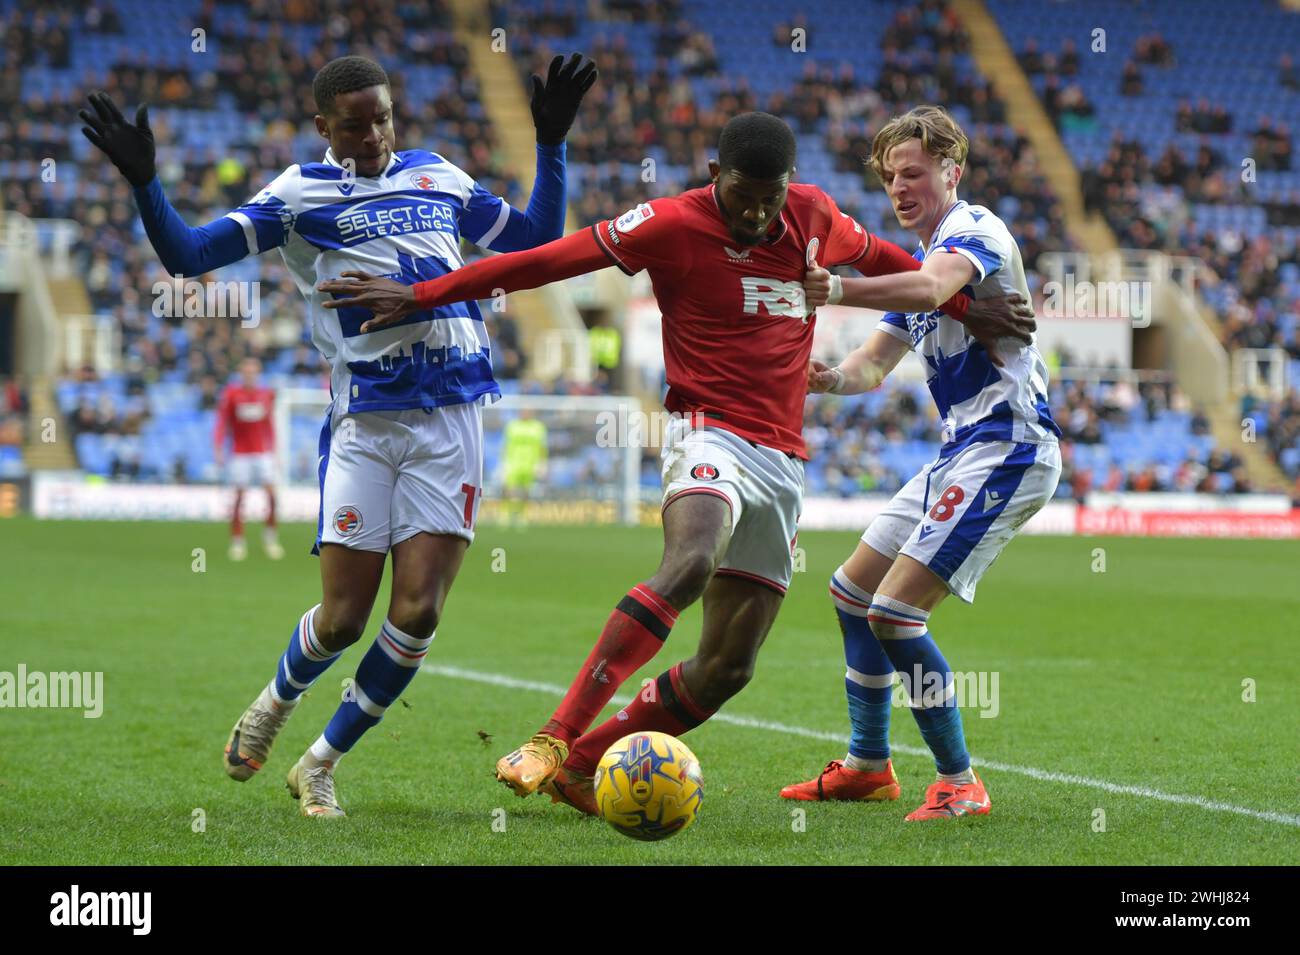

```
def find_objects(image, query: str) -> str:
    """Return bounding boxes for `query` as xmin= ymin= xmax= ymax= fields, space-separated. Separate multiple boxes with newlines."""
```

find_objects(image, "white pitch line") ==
xmin=422 ymin=663 xmax=1300 ymax=829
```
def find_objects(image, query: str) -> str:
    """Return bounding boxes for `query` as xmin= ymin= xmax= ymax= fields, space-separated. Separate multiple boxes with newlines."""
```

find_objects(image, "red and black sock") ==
xmin=540 ymin=584 xmax=678 ymax=746
xmin=566 ymin=663 xmax=714 ymax=777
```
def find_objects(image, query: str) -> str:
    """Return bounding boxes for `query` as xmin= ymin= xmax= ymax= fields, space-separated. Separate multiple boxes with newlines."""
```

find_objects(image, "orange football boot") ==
xmin=495 ymin=733 xmax=569 ymax=797
xmin=904 ymin=772 xmax=991 ymax=821
xmin=780 ymin=759 xmax=901 ymax=801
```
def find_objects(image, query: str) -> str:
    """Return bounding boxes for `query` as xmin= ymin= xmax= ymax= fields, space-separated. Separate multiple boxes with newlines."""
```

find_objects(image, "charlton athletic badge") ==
xmin=690 ymin=463 xmax=720 ymax=481
xmin=333 ymin=505 xmax=363 ymax=536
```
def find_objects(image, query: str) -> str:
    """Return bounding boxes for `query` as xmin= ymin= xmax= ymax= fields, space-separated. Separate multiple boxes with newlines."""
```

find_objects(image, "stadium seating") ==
xmin=5 ymin=0 xmax=1282 ymax=494
xmin=4 ymin=0 xmax=534 ymax=480
xmin=986 ymin=0 xmax=1300 ymax=482
xmin=500 ymin=0 xmax=1071 ymax=259
xmin=801 ymin=372 xmax=1226 ymax=497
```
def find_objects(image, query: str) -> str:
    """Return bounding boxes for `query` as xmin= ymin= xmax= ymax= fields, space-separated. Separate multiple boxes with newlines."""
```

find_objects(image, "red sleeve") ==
xmin=413 ymin=228 xmax=610 ymax=310
xmin=849 ymin=234 xmax=971 ymax=322
xmin=820 ymin=193 xmax=870 ymax=267
xmin=589 ymin=199 xmax=689 ymax=276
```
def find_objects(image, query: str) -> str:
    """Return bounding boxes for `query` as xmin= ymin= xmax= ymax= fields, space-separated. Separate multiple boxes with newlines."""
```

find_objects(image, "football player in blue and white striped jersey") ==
xmin=80 ymin=52 xmax=596 ymax=816
xmin=781 ymin=105 xmax=1059 ymax=821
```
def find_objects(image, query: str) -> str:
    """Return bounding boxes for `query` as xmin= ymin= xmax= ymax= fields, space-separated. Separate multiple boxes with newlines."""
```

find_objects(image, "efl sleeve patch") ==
xmin=614 ymin=202 xmax=656 ymax=234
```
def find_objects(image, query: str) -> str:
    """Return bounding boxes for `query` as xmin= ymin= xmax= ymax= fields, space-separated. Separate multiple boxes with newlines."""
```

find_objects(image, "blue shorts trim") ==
xmin=925 ymin=441 xmax=1037 ymax=581
xmin=310 ymin=408 xmax=334 ymax=557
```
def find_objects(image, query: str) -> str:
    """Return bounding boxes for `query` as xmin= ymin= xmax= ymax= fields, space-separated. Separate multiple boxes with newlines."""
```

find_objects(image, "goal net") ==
xmin=275 ymin=389 xmax=648 ymax=526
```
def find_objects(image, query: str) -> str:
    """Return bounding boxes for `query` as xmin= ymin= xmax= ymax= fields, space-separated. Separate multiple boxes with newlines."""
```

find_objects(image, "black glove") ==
xmin=79 ymin=91 xmax=156 ymax=188
xmin=529 ymin=53 xmax=598 ymax=146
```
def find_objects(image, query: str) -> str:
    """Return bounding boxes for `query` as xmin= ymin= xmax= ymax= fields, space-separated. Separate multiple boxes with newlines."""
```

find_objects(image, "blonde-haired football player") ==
xmin=781 ymin=105 xmax=1061 ymax=820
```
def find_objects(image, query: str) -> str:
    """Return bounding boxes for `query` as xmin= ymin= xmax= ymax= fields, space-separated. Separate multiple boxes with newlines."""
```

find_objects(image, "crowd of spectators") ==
xmin=1250 ymin=389 xmax=1300 ymax=486
xmin=1016 ymin=38 xmax=1096 ymax=133
xmin=1249 ymin=117 xmax=1294 ymax=174
xmin=802 ymin=381 xmax=936 ymax=495
xmin=801 ymin=360 xmax=1238 ymax=499
xmin=500 ymin=0 xmax=1072 ymax=269
xmin=8 ymin=0 xmax=1294 ymax=491
xmin=5 ymin=0 xmax=540 ymax=453
xmin=1016 ymin=37 xmax=1080 ymax=78
xmin=1053 ymin=374 xmax=1252 ymax=496
xmin=1114 ymin=35 xmax=1175 ymax=102
xmin=1082 ymin=153 xmax=1300 ymax=479
xmin=5 ymin=0 xmax=517 ymax=227
xmin=1044 ymin=29 xmax=1300 ymax=483
xmin=1174 ymin=98 xmax=1234 ymax=136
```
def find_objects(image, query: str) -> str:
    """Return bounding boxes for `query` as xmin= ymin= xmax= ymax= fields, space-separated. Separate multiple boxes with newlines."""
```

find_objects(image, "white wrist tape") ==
xmin=827 ymin=273 xmax=843 ymax=305
xmin=829 ymin=367 xmax=846 ymax=394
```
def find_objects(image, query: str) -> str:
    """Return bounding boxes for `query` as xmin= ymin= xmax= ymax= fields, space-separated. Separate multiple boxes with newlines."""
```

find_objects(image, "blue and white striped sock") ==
xmin=829 ymin=567 xmax=893 ymax=771
xmin=867 ymin=594 xmax=971 ymax=777
xmin=269 ymin=605 xmax=341 ymax=705
xmin=310 ymin=620 xmax=434 ymax=762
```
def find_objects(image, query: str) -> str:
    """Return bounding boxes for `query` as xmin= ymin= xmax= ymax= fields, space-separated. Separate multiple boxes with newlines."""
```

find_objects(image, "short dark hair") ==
xmin=718 ymin=112 xmax=796 ymax=179
xmin=313 ymin=56 xmax=390 ymax=114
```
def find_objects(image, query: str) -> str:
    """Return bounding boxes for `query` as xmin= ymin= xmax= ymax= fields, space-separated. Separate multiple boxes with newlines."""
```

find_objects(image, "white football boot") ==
xmin=223 ymin=685 xmax=296 ymax=781
xmin=263 ymin=528 xmax=285 ymax=560
xmin=286 ymin=753 xmax=346 ymax=817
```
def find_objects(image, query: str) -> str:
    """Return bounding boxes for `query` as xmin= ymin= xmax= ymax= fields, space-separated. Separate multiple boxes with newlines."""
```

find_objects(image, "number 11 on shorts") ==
xmin=461 ymin=483 xmax=480 ymax=530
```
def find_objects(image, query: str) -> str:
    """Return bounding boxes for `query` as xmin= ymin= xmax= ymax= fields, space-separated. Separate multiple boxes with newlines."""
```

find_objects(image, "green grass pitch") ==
xmin=2 ymin=516 xmax=1297 ymax=865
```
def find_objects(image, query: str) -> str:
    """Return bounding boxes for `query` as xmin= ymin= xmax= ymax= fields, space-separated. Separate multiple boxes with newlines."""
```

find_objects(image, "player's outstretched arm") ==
xmin=841 ymin=244 xmax=976 ymax=314
xmin=808 ymin=330 xmax=911 ymax=396
xmin=530 ymin=53 xmax=599 ymax=147
xmin=80 ymin=91 xmax=251 ymax=277
xmin=806 ymin=232 xmax=975 ymax=323
xmin=808 ymin=237 xmax=1037 ymax=367
xmin=318 ymin=228 xmax=611 ymax=334
xmin=484 ymin=54 xmax=599 ymax=253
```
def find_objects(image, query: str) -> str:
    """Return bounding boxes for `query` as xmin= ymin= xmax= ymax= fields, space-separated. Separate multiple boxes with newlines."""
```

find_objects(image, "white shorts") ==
xmin=313 ymin=401 xmax=484 ymax=555
xmin=862 ymin=439 xmax=1061 ymax=603
xmin=660 ymin=419 xmax=804 ymax=595
xmin=228 ymin=452 xmax=276 ymax=488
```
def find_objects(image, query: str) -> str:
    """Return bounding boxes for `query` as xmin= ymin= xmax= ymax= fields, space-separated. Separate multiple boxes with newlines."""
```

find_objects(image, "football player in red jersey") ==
xmin=214 ymin=356 xmax=282 ymax=561
xmin=319 ymin=112 xmax=1035 ymax=812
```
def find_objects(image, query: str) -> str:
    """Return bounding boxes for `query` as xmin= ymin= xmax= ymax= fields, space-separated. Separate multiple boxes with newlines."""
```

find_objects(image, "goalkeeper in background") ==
xmin=501 ymin=409 xmax=548 ymax=527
